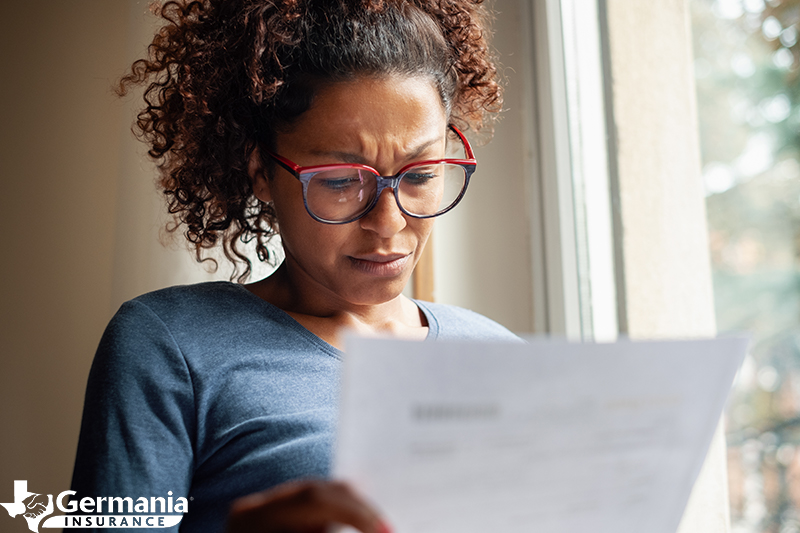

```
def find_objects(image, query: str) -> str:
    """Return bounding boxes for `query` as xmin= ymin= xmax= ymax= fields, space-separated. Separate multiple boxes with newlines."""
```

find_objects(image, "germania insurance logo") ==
xmin=1 ymin=480 xmax=187 ymax=532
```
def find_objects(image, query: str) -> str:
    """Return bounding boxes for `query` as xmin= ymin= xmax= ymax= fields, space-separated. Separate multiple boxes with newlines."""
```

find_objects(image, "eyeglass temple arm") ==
xmin=266 ymin=151 xmax=302 ymax=177
xmin=448 ymin=124 xmax=475 ymax=160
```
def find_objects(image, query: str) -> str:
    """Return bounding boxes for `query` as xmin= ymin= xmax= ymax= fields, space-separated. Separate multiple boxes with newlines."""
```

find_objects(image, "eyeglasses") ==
xmin=265 ymin=125 xmax=476 ymax=224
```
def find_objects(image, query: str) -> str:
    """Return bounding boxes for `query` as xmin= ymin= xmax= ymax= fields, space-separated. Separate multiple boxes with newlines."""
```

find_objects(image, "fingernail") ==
xmin=377 ymin=521 xmax=393 ymax=533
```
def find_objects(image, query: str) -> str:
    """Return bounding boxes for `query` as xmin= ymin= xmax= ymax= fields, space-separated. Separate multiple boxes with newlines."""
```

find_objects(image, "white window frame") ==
xmin=524 ymin=0 xmax=621 ymax=341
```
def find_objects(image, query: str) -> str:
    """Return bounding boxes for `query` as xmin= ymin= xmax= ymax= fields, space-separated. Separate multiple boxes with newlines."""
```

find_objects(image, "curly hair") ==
xmin=120 ymin=0 xmax=503 ymax=281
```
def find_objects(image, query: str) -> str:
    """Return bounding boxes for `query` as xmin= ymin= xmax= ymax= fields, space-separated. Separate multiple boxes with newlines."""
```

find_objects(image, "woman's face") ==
xmin=253 ymin=75 xmax=448 ymax=308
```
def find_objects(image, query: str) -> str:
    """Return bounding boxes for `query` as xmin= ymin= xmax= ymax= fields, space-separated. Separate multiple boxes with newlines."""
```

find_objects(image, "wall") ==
xmin=0 ymin=0 xmax=130 ymax=501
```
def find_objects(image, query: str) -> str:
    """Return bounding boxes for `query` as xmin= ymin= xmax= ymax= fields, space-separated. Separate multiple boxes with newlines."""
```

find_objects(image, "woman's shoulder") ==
xmin=116 ymin=281 xmax=282 ymax=329
xmin=128 ymin=280 xmax=254 ymax=314
xmin=105 ymin=281 xmax=340 ymax=362
xmin=100 ymin=282 xmax=248 ymax=354
xmin=415 ymin=300 xmax=521 ymax=342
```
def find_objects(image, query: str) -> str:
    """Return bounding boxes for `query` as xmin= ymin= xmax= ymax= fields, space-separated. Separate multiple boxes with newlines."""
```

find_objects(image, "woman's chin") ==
xmin=340 ymin=278 xmax=412 ymax=307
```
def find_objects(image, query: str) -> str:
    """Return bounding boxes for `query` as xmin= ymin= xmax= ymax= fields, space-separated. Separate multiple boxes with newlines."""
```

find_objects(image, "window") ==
xmin=691 ymin=1 xmax=800 ymax=531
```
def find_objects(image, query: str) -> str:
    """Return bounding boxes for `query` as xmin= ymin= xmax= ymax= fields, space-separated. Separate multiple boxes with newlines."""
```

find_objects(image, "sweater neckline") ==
xmin=225 ymin=282 xmax=440 ymax=355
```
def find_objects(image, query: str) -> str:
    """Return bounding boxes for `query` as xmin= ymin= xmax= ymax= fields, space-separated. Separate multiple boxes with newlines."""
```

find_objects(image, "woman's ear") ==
xmin=249 ymin=147 xmax=272 ymax=203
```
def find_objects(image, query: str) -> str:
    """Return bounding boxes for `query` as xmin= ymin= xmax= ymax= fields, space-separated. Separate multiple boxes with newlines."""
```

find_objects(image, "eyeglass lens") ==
xmin=304 ymin=163 xmax=467 ymax=222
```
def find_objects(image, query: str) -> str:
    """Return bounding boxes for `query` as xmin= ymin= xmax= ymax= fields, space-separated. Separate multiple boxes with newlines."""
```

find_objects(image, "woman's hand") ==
xmin=226 ymin=480 xmax=391 ymax=533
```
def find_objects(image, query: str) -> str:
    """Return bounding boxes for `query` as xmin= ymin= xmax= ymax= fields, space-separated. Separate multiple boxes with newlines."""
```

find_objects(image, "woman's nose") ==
xmin=359 ymin=188 xmax=407 ymax=237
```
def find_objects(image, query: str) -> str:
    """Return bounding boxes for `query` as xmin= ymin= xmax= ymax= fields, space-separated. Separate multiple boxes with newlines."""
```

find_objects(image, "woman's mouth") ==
xmin=348 ymin=253 xmax=412 ymax=277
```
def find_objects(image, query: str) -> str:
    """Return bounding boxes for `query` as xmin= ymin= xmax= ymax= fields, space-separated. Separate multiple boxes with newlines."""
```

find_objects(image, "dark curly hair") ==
xmin=119 ymin=0 xmax=503 ymax=281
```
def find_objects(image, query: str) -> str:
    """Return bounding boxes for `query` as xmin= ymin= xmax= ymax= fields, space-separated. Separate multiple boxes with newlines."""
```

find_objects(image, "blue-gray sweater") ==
xmin=70 ymin=282 xmax=518 ymax=531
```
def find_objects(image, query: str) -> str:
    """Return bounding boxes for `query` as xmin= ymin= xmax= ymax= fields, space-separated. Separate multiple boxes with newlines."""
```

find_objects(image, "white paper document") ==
xmin=334 ymin=336 xmax=747 ymax=533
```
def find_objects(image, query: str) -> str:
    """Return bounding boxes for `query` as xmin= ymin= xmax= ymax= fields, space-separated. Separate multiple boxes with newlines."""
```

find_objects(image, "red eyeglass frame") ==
xmin=264 ymin=124 xmax=477 ymax=224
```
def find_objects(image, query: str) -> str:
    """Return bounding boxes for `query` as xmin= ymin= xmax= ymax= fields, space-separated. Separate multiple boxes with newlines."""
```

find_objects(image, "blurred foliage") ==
xmin=691 ymin=0 xmax=800 ymax=532
xmin=764 ymin=0 xmax=800 ymax=154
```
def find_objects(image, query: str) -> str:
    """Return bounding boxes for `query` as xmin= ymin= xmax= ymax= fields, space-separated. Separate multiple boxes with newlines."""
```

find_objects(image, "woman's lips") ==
xmin=348 ymin=253 xmax=412 ymax=277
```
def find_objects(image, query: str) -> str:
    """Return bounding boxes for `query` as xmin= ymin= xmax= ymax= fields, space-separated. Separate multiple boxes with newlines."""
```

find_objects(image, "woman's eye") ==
xmin=403 ymin=171 xmax=438 ymax=185
xmin=319 ymin=176 xmax=361 ymax=191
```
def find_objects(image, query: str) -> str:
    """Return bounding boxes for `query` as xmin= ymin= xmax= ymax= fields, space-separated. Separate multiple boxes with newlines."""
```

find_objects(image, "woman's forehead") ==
xmin=276 ymin=76 xmax=448 ymax=160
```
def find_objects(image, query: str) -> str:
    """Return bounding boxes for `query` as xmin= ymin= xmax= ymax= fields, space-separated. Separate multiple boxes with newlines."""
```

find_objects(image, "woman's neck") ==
xmin=244 ymin=263 xmax=428 ymax=350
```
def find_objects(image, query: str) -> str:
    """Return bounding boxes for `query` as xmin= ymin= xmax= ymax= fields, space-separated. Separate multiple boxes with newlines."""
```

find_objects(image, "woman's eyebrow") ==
xmin=403 ymin=137 xmax=444 ymax=161
xmin=308 ymin=150 xmax=366 ymax=164
xmin=308 ymin=137 xmax=444 ymax=165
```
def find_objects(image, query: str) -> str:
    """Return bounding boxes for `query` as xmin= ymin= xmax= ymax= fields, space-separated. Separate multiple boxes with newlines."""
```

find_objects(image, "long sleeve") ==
xmin=69 ymin=300 xmax=195 ymax=531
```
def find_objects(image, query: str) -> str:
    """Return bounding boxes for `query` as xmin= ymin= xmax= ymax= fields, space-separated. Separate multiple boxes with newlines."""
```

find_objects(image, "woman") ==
xmin=70 ymin=1 xmax=515 ymax=531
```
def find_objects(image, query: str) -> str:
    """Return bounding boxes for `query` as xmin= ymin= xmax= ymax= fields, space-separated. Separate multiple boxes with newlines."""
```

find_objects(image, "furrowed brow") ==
xmin=309 ymin=136 xmax=444 ymax=165
xmin=403 ymin=137 xmax=443 ymax=161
